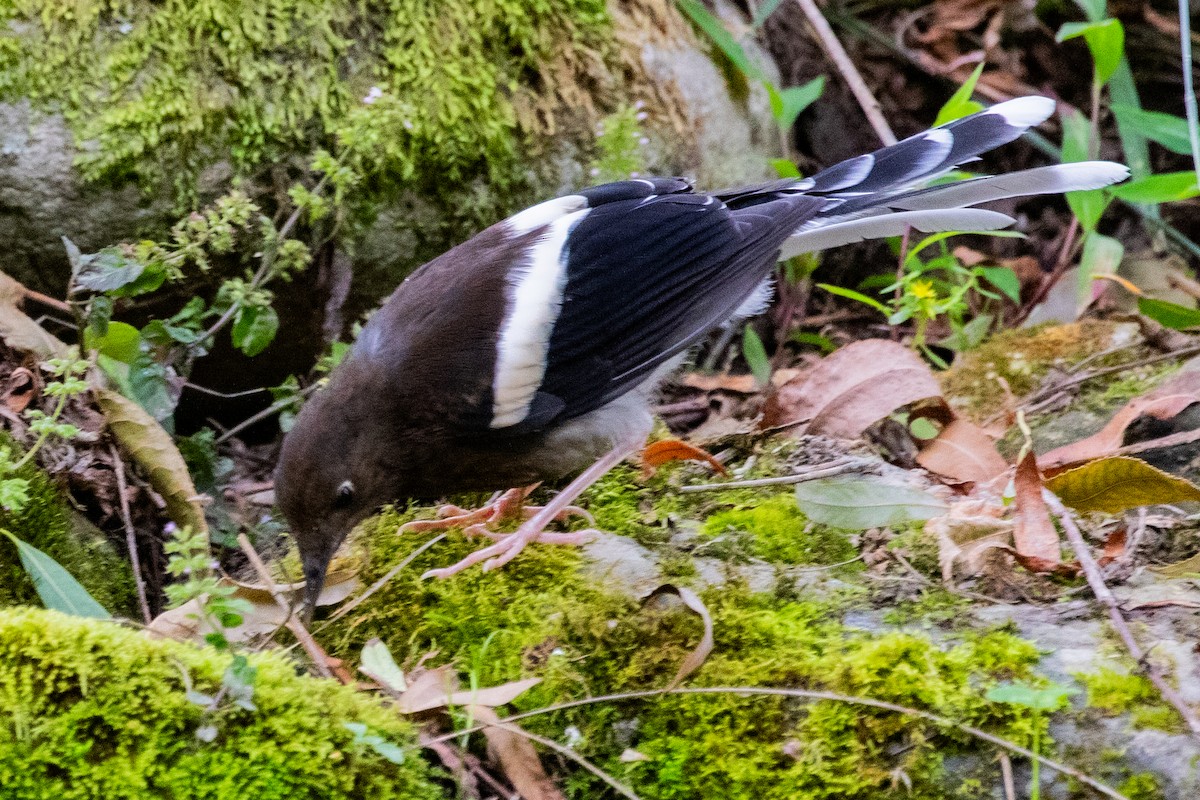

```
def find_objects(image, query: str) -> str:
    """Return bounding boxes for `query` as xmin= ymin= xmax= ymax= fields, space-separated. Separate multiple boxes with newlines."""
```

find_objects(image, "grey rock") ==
xmin=0 ymin=100 xmax=169 ymax=294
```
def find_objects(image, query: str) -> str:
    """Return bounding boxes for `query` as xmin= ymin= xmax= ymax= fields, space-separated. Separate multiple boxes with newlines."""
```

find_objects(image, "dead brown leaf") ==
xmin=1013 ymin=451 xmax=1061 ymax=570
xmin=2 ymin=367 xmax=35 ymax=413
xmin=643 ymin=584 xmax=714 ymax=690
xmin=761 ymin=339 xmax=941 ymax=438
xmin=472 ymin=705 xmax=566 ymax=800
xmin=1097 ymin=528 xmax=1127 ymax=568
xmin=0 ymin=271 xmax=70 ymax=358
xmin=640 ymin=439 xmax=727 ymax=478
xmin=929 ymin=498 xmax=1014 ymax=581
xmin=679 ymin=368 xmax=802 ymax=394
xmin=393 ymin=663 xmax=542 ymax=715
xmin=916 ymin=417 xmax=1009 ymax=484
xmin=1039 ymin=370 xmax=1200 ymax=471
xmin=97 ymin=387 xmax=208 ymax=535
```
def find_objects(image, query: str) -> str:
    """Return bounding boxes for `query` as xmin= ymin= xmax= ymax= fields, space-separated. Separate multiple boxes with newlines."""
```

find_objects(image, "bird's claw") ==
xmin=420 ymin=525 xmax=597 ymax=580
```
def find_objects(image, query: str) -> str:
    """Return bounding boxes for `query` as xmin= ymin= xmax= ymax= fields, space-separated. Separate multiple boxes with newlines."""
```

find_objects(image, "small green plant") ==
xmin=162 ymin=522 xmax=261 ymax=740
xmin=985 ymin=680 xmax=1076 ymax=800
xmin=589 ymin=103 xmax=651 ymax=183
xmin=0 ymin=353 xmax=108 ymax=617
xmin=819 ymin=231 xmax=1022 ymax=365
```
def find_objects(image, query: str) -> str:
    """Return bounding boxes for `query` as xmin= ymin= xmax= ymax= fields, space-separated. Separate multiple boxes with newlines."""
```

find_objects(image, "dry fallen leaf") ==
xmin=761 ymin=339 xmax=942 ymax=438
xmin=97 ymin=387 xmax=208 ymax=535
xmin=1012 ymin=451 xmax=1061 ymax=570
xmin=146 ymin=572 xmax=360 ymax=643
xmin=1097 ymin=528 xmax=1127 ymax=568
xmin=472 ymin=705 xmax=566 ymax=800
xmin=394 ymin=663 xmax=542 ymax=715
xmin=3 ymin=367 xmax=36 ymax=414
xmin=928 ymin=499 xmax=1014 ymax=581
xmin=640 ymin=439 xmax=727 ymax=478
xmin=0 ymin=271 xmax=70 ymax=358
xmin=916 ymin=417 xmax=1009 ymax=484
xmin=679 ymin=368 xmax=802 ymax=394
xmin=1039 ymin=371 xmax=1200 ymax=470
xmin=643 ymin=584 xmax=714 ymax=690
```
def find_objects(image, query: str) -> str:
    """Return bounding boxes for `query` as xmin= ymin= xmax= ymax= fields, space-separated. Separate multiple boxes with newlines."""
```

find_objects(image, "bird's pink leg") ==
xmin=420 ymin=444 xmax=634 ymax=579
xmin=398 ymin=485 xmax=593 ymax=538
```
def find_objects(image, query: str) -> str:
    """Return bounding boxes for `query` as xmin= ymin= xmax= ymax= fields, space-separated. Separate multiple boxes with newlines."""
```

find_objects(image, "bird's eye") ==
xmin=333 ymin=480 xmax=355 ymax=509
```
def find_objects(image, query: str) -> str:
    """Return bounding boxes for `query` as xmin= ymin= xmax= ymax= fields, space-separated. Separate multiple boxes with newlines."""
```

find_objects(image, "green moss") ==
xmin=0 ymin=434 xmax=137 ymax=617
xmin=701 ymin=494 xmax=856 ymax=565
xmin=942 ymin=320 xmax=1121 ymax=420
xmin=1119 ymin=772 xmax=1165 ymax=800
xmin=323 ymin=507 xmax=1047 ymax=800
xmin=1078 ymin=667 xmax=1158 ymax=714
xmin=883 ymin=587 xmax=972 ymax=627
xmin=0 ymin=607 xmax=443 ymax=799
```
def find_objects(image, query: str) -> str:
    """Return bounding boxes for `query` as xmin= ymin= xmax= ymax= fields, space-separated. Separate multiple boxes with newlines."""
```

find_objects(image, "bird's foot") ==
xmin=397 ymin=486 xmax=594 ymax=535
xmin=419 ymin=519 xmax=598 ymax=580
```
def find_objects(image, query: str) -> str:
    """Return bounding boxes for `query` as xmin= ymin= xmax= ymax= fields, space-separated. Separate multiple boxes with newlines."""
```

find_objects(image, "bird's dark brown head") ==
xmin=275 ymin=358 xmax=403 ymax=618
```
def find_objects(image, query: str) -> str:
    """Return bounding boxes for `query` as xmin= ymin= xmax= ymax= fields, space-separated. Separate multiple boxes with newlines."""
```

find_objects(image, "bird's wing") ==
xmin=486 ymin=178 xmax=826 ymax=434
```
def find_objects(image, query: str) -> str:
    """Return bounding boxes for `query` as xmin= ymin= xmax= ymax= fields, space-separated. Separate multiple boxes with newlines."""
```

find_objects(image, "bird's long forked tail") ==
xmin=778 ymin=96 xmax=1130 ymax=259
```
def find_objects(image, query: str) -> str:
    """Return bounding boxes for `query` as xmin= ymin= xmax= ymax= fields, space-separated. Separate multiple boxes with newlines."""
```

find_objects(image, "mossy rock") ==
xmin=0 ymin=607 xmax=446 ymax=799
xmin=0 ymin=434 xmax=137 ymax=617
xmin=320 ymin=504 xmax=1048 ymax=800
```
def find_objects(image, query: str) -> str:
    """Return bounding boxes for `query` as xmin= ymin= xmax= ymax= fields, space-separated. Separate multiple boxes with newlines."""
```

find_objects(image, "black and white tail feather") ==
xmin=483 ymin=96 xmax=1128 ymax=435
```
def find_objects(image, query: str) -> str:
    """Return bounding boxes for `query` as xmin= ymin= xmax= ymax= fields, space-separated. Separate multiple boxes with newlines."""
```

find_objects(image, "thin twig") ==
xmin=1180 ymin=0 xmax=1200 ymax=177
xmin=182 ymin=382 xmax=271 ymax=399
xmin=679 ymin=456 xmax=870 ymax=492
xmin=1046 ymin=494 xmax=1200 ymax=738
xmin=1111 ymin=426 xmax=1200 ymax=459
xmin=215 ymin=382 xmax=319 ymax=445
xmin=110 ymin=444 xmax=152 ymax=624
xmin=472 ymin=710 xmax=642 ymax=800
xmin=999 ymin=752 xmax=1016 ymax=800
xmin=235 ymin=533 xmax=336 ymax=680
xmin=793 ymin=0 xmax=896 ymax=145
xmin=430 ymin=687 xmax=1131 ymax=800
xmin=20 ymin=287 xmax=72 ymax=314
xmin=1021 ymin=342 xmax=1200 ymax=410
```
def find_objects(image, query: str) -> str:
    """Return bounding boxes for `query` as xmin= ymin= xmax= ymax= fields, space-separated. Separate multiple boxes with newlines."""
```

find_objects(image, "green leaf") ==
xmin=231 ymin=305 xmax=279 ymax=357
xmin=772 ymin=76 xmax=825 ymax=130
xmin=87 ymin=321 xmax=141 ymax=364
xmin=794 ymin=477 xmax=948 ymax=530
xmin=1056 ymin=19 xmax=1124 ymax=85
xmin=1109 ymin=171 xmax=1199 ymax=204
xmin=741 ymin=326 xmax=771 ymax=388
xmin=770 ymin=158 xmax=802 ymax=178
xmin=978 ymin=266 xmax=1020 ymax=302
xmin=986 ymin=680 xmax=1076 ymax=711
xmin=675 ymin=0 xmax=765 ymax=82
xmin=1060 ymin=109 xmax=1111 ymax=230
xmin=1078 ymin=233 xmax=1124 ymax=302
xmin=1047 ymin=456 xmax=1200 ymax=514
xmin=71 ymin=248 xmax=146 ymax=293
xmin=1137 ymin=297 xmax=1200 ymax=330
xmin=1110 ymin=105 xmax=1194 ymax=156
xmin=750 ymin=0 xmax=785 ymax=27
xmin=1 ymin=530 xmax=111 ymax=619
xmin=360 ymin=638 xmax=408 ymax=692
xmin=789 ymin=331 xmax=836 ymax=353
xmin=128 ymin=354 xmax=180 ymax=423
xmin=933 ymin=62 xmax=986 ymax=126
xmin=817 ymin=283 xmax=889 ymax=315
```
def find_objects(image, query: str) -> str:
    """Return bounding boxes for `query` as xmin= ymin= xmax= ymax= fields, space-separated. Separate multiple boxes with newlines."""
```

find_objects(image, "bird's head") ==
xmin=275 ymin=363 xmax=399 ymax=620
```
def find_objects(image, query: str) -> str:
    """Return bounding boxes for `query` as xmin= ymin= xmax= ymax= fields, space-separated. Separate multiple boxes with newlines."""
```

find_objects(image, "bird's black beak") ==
xmin=298 ymin=547 xmax=331 ymax=626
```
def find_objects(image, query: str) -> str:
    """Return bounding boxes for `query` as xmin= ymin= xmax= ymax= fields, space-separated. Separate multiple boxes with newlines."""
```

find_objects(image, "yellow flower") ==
xmin=909 ymin=280 xmax=937 ymax=301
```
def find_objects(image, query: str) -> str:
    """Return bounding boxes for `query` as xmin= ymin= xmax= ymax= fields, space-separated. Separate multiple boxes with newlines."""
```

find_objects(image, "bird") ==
xmin=275 ymin=96 xmax=1128 ymax=615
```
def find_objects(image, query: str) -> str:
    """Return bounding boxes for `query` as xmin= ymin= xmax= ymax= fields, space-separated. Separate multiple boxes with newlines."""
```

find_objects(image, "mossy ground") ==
xmin=320 ymin=462 xmax=1051 ymax=800
xmin=0 ymin=607 xmax=443 ymax=800
xmin=0 ymin=433 xmax=137 ymax=617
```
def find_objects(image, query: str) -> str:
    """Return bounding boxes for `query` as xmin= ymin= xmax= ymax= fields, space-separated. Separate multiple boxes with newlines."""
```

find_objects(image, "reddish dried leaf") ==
xmin=643 ymin=584 xmax=714 ymax=690
xmin=2 ymin=367 xmax=35 ymax=413
xmin=641 ymin=439 xmax=727 ymax=478
xmin=1097 ymin=528 xmax=1127 ymax=567
xmin=761 ymin=339 xmax=942 ymax=438
xmin=471 ymin=705 xmax=566 ymax=800
xmin=680 ymin=368 xmax=802 ymax=394
xmin=916 ymin=417 xmax=1009 ymax=484
xmin=1040 ymin=371 xmax=1200 ymax=470
xmin=1010 ymin=551 xmax=1079 ymax=577
xmin=1013 ymin=450 xmax=1061 ymax=568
